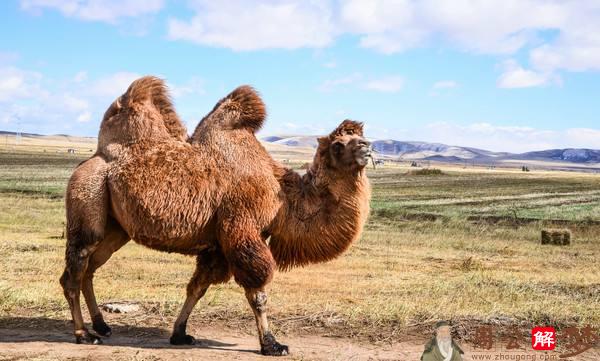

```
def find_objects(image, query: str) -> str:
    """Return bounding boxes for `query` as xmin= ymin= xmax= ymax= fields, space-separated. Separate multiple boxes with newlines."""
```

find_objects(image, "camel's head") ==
xmin=317 ymin=120 xmax=371 ymax=172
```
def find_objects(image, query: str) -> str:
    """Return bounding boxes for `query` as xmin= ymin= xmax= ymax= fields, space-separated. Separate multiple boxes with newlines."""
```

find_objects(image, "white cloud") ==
xmin=77 ymin=111 xmax=92 ymax=123
xmin=433 ymin=80 xmax=458 ymax=89
xmin=62 ymin=94 xmax=89 ymax=112
xmin=167 ymin=1 xmax=335 ymax=51
xmin=73 ymin=71 xmax=88 ymax=83
xmin=319 ymin=73 xmax=404 ymax=93
xmin=338 ymin=0 xmax=564 ymax=55
xmin=20 ymin=0 xmax=165 ymax=23
xmin=162 ymin=1 xmax=600 ymax=84
xmin=19 ymin=1 xmax=600 ymax=82
xmin=342 ymin=0 xmax=600 ymax=81
xmin=497 ymin=60 xmax=555 ymax=89
xmin=0 ymin=68 xmax=211 ymax=135
xmin=364 ymin=76 xmax=404 ymax=93
xmin=318 ymin=72 xmax=362 ymax=92
xmin=0 ymin=68 xmax=134 ymax=133
xmin=340 ymin=0 xmax=427 ymax=54
xmin=0 ymin=66 xmax=44 ymax=102
xmin=90 ymin=71 xmax=141 ymax=98
xmin=419 ymin=122 xmax=600 ymax=152
xmin=565 ymin=128 xmax=600 ymax=148
xmin=169 ymin=77 xmax=205 ymax=98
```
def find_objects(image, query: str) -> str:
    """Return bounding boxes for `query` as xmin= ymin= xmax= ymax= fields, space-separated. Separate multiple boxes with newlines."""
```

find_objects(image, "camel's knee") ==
xmin=60 ymin=269 xmax=80 ymax=296
xmin=227 ymin=242 xmax=275 ymax=289
xmin=247 ymin=290 xmax=268 ymax=313
xmin=61 ymin=235 xmax=98 ymax=294
xmin=59 ymin=270 xmax=69 ymax=290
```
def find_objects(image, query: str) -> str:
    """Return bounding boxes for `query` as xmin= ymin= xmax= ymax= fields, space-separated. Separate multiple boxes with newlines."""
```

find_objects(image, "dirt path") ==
xmin=0 ymin=326 xmax=417 ymax=360
xmin=1 ymin=318 xmax=598 ymax=360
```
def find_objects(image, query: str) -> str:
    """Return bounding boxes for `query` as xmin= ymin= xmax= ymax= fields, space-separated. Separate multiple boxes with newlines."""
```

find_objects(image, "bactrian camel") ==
xmin=60 ymin=76 xmax=371 ymax=356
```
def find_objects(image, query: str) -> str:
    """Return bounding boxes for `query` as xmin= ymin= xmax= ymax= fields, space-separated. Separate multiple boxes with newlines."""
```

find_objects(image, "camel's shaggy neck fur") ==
xmin=268 ymin=121 xmax=371 ymax=270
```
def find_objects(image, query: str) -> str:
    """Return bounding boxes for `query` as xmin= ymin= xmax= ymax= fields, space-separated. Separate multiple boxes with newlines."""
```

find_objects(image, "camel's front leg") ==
xmin=220 ymin=213 xmax=288 ymax=355
xmin=245 ymin=287 xmax=289 ymax=356
xmin=170 ymin=248 xmax=232 ymax=345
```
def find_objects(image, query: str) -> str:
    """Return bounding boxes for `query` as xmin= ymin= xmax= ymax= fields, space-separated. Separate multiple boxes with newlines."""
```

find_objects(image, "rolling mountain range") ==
xmin=2 ymin=131 xmax=599 ymax=166
xmin=261 ymin=136 xmax=600 ymax=164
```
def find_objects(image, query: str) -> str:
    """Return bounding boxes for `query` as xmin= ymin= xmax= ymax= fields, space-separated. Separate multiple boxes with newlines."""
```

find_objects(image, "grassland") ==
xmin=0 ymin=146 xmax=599 ymax=345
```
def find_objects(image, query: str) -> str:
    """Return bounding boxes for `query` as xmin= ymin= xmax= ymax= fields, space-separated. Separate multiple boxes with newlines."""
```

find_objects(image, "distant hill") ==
xmin=3 ymin=131 xmax=599 ymax=167
xmin=268 ymin=136 xmax=319 ymax=148
xmin=261 ymin=135 xmax=600 ymax=166
xmin=370 ymin=140 xmax=508 ymax=160
xmin=511 ymin=149 xmax=600 ymax=163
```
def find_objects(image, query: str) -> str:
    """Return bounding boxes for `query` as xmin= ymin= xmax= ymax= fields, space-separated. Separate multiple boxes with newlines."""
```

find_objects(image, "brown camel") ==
xmin=60 ymin=76 xmax=371 ymax=356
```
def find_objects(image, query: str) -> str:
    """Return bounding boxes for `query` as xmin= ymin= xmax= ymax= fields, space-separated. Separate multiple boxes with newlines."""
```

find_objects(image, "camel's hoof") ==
xmin=170 ymin=334 xmax=196 ymax=345
xmin=261 ymin=342 xmax=289 ymax=356
xmin=75 ymin=331 xmax=103 ymax=345
xmin=92 ymin=321 xmax=112 ymax=337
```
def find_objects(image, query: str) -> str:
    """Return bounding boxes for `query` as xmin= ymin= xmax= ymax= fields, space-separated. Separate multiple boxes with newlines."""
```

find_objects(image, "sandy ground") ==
xmin=0 ymin=325 xmax=414 ymax=360
xmin=1 ymin=318 xmax=598 ymax=361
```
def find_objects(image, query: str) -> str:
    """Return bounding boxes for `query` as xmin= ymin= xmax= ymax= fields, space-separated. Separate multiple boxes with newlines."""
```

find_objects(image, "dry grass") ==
xmin=0 ymin=149 xmax=599 ymax=342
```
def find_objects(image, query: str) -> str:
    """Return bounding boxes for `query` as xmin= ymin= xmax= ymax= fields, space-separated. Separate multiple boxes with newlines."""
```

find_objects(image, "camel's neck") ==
xmin=268 ymin=160 xmax=371 ymax=270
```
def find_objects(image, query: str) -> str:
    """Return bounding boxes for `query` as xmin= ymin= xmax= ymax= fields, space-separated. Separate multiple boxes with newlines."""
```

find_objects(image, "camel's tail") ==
xmin=196 ymin=85 xmax=266 ymax=134
xmin=103 ymin=76 xmax=188 ymax=141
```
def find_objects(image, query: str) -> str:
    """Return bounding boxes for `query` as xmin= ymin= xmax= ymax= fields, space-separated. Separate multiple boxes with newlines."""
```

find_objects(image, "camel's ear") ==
xmin=330 ymin=119 xmax=364 ymax=138
xmin=317 ymin=136 xmax=329 ymax=147
xmin=102 ymin=96 xmax=122 ymax=121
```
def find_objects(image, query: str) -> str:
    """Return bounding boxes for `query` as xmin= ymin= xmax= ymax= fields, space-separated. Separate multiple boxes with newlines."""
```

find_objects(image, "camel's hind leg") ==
xmin=81 ymin=218 xmax=129 ymax=337
xmin=170 ymin=247 xmax=231 ymax=345
xmin=59 ymin=155 xmax=109 ymax=344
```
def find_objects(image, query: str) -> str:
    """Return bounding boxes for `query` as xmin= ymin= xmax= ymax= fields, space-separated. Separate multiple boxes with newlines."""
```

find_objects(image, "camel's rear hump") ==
xmin=221 ymin=85 xmax=266 ymax=132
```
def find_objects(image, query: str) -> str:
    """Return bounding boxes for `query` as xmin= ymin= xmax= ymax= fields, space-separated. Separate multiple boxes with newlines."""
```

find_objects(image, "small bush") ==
xmin=408 ymin=168 xmax=444 ymax=176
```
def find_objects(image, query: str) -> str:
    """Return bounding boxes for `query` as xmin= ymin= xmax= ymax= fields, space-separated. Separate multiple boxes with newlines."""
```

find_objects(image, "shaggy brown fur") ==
xmin=60 ymin=76 xmax=371 ymax=356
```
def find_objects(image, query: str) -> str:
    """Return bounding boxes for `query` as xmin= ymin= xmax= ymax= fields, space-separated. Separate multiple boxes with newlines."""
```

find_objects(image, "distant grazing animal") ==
xmin=60 ymin=76 xmax=371 ymax=355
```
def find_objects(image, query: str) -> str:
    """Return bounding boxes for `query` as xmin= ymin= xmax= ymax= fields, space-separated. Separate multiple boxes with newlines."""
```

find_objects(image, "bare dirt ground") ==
xmin=0 ymin=320 xmax=415 ymax=361
xmin=0 ymin=316 xmax=598 ymax=361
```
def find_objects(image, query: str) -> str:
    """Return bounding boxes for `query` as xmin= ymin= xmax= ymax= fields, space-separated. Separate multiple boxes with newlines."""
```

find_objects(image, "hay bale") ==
xmin=541 ymin=229 xmax=571 ymax=245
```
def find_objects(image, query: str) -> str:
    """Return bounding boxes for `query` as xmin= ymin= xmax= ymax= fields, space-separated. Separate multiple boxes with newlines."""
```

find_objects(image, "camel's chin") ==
xmin=354 ymin=150 xmax=371 ymax=167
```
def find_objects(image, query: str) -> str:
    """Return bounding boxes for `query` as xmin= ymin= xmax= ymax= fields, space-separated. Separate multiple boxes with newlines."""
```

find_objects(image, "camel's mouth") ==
xmin=354 ymin=140 xmax=372 ymax=167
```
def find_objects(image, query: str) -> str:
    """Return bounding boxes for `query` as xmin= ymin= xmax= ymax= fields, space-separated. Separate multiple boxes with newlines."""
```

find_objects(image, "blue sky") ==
xmin=1 ymin=0 xmax=600 ymax=152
